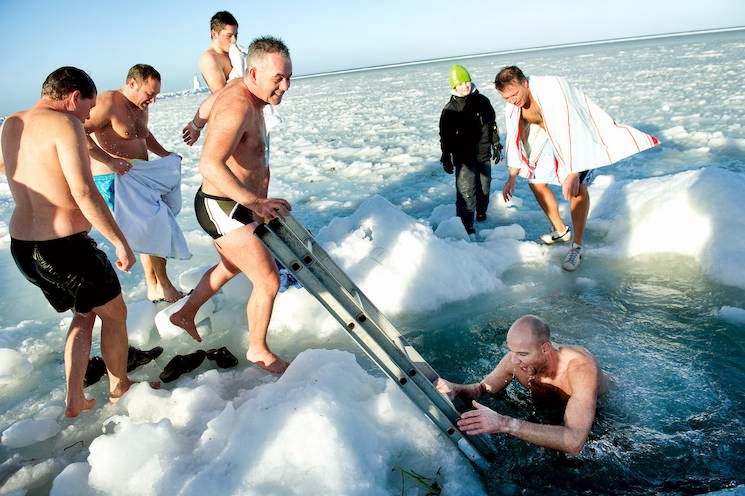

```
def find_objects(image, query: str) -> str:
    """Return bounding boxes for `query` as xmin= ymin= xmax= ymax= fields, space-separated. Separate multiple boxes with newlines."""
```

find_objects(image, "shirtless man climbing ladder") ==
xmin=170 ymin=36 xmax=294 ymax=374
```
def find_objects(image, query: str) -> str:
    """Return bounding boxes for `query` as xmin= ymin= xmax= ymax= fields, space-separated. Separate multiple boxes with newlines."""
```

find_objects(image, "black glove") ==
xmin=442 ymin=154 xmax=454 ymax=174
xmin=493 ymin=144 xmax=503 ymax=164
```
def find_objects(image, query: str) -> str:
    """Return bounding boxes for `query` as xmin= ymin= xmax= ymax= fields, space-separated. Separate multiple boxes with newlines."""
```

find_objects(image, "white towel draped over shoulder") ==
xmin=113 ymin=154 xmax=191 ymax=259
xmin=504 ymin=76 xmax=660 ymax=185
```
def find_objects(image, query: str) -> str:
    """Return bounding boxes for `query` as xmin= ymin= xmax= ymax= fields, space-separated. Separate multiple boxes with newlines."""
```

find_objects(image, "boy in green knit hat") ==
xmin=439 ymin=64 xmax=502 ymax=237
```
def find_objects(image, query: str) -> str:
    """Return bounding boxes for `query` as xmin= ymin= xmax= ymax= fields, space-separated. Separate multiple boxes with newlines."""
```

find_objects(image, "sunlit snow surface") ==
xmin=1 ymin=30 xmax=744 ymax=495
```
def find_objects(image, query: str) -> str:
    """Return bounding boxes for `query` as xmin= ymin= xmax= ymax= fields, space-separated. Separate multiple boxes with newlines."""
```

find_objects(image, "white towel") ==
xmin=504 ymin=76 xmax=660 ymax=185
xmin=113 ymin=154 xmax=191 ymax=259
xmin=227 ymin=44 xmax=247 ymax=82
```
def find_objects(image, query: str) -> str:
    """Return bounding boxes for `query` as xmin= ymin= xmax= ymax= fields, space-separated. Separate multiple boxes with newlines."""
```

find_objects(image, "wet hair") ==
xmin=41 ymin=66 xmax=96 ymax=100
xmin=515 ymin=314 xmax=551 ymax=343
xmin=494 ymin=66 xmax=527 ymax=91
xmin=247 ymin=36 xmax=291 ymax=67
xmin=126 ymin=64 xmax=161 ymax=84
xmin=210 ymin=11 xmax=238 ymax=33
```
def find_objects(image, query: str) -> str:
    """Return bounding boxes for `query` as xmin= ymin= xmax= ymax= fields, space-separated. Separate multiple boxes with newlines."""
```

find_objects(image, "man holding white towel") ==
xmin=85 ymin=64 xmax=185 ymax=302
xmin=198 ymin=10 xmax=241 ymax=93
xmin=494 ymin=66 xmax=659 ymax=271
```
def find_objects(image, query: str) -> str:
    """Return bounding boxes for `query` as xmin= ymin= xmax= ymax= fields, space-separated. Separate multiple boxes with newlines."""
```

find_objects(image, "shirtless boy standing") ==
xmin=199 ymin=11 xmax=240 ymax=92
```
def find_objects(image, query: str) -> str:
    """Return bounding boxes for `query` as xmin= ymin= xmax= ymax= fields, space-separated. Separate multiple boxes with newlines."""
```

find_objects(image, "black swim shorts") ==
xmin=10 ymin=232 xmax=121 ymax=313
xmin=194 ymin=187 xmax=255 ymax=239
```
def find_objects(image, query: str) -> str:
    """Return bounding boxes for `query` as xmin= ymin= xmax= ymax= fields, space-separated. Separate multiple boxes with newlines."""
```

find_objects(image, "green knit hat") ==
xmin=449 ymin=64 xmax=471 ymax=88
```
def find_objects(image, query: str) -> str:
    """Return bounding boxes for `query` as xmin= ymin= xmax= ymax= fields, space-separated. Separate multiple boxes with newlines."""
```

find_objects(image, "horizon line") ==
xmin=294 ymin=26 xmax=745 ymax=80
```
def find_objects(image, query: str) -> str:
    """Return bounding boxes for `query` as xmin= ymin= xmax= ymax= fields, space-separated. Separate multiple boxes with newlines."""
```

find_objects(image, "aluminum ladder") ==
xmin=255 ymin=214 xmax=496 ymax=468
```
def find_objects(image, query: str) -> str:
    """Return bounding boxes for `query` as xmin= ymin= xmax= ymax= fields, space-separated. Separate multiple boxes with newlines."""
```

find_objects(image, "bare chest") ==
xmin=515 ymin=368 xmax=570 ymax=400
xmin=219 ymin=55 xmax=233 ymax=78
xmin=526 ymin=377 xmax=570 ymax=402
xmin=234 ymin=119 xmax=267 ymax=165
xmin=109 ymin=107 xmax=149 ymax=140
xmin=520 ymin=104 xmax=544 ymax=128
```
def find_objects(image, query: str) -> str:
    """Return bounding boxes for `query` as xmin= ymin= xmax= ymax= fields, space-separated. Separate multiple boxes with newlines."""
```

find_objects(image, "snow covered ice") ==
xmin=1 ymin=29 xmax=744 ymax=495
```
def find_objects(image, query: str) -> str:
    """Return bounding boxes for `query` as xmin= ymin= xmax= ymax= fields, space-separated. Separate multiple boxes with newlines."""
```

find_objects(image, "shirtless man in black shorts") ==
xmin=169 ymin=37 xmax=293 ymax=374
xmin=0 ymin=67 xmax=142 ymax=417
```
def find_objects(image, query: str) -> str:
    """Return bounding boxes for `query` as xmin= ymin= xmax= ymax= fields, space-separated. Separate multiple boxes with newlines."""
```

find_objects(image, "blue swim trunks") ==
xmin=93 ymin=173 xmax=115 ymax=211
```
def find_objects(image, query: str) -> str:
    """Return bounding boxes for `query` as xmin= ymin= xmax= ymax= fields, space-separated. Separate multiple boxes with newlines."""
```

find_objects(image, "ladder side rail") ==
xmin=269 ymin=217 xmax=416 ymax=350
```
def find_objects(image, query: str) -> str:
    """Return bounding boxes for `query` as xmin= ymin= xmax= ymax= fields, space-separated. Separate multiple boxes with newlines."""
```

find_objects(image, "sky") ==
xmin=0 ymin=0 xmax=743 ymax=116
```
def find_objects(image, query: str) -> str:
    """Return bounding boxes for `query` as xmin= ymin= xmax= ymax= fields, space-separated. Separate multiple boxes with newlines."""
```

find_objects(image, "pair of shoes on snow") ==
xmin=159 ymin=346 xmax=239 ymax=383
xmin=540 ymin=226 xmax=572 ymax=245
xmin=84 ymin=346 xmax=164 ymax=387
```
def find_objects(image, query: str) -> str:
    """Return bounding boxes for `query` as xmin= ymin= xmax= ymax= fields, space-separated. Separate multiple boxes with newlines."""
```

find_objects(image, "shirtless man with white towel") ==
xmin=494 ymin=66 xmax=659 ymax=271
xmin=85 ymin=64 xmax=185 ymax=303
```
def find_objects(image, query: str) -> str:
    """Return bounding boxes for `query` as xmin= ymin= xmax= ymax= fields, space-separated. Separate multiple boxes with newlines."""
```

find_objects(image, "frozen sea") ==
xmin=1 ymin=29 xmax=744 ymax=495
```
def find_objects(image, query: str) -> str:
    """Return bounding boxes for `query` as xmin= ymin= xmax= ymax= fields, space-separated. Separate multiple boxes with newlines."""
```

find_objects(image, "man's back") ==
xmin=2 ymin=107 xmax=92 ymax=240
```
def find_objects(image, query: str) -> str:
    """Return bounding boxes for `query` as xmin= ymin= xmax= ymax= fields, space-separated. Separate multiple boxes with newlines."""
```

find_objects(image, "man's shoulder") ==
xmin=26 ymin=107 xmax=78 ymax=129
xmin=214 ymin=80 xmax=254 ymax=107
xmin=560 ymin=345 xmax=600 ymax=374
xmin=201 ymin=46 xmax=226 ymax=58
xmin=200 ymin=48 xmax=230 ymax=66
xmin=98 ymin=90 xmax=119 ymax=102
xmin=207 ymin=84 xmax=258 ymax=130
xmin=92 ymin=91 xmax=119 ymax=114
xmin=84 ymin=92 xmax=119 ymax=131
xmin=2 ymin=110 xmax=27 ymax=125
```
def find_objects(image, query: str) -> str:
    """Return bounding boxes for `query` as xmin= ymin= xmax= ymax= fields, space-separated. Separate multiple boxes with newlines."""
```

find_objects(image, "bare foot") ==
xmin=148 ymin=287 xmax=185 ymax=303
xmin=109 ymin=380 xmax=161 ymax=403
xmin=246 ymin=350 xmax=289 ymax=374
xmin=163 ymin=288 xmax=186 ymax=303
xmin=65 ymin=396 xmax=96 ymax=418
xmin=169 ymin=311 xmax=202 ymax=342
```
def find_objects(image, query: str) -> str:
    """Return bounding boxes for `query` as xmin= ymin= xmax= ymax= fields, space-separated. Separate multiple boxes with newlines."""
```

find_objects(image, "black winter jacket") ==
xmin=439 ymin=88 xmax=501 ymax=165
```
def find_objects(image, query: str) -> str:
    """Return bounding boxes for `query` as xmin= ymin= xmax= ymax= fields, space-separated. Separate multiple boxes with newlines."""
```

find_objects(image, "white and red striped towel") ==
xmin=503 ymin=76 xmax=660 ymax=185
